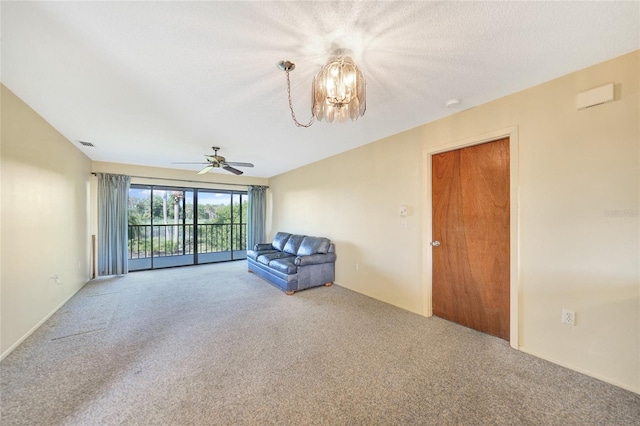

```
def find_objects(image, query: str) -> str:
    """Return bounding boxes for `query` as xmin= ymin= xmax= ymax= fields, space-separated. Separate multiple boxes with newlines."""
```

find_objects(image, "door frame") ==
xmin=422 ymin=126 xmax=520 ymax=349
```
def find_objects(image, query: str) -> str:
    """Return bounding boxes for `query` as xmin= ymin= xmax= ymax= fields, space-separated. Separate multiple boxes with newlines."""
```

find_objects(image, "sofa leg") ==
xmin=248 ymin=269 xmax=253 ymax=273
xmin=285 ymin=290 xmax=295 ymax=296
xmin=325 ymin=282 xmax=333 ymax=287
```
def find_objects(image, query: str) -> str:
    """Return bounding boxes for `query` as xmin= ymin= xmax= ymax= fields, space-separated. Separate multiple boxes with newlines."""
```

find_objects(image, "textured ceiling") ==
xmin=2 ymin=1 xmax=639 ymax=178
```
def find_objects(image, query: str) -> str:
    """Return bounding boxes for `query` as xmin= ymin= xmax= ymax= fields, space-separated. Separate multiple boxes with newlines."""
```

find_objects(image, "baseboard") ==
xmin=519 ymin=345 xmax=639 ymax=395
xmin=0 ymin=281 xmax=89 ymax=361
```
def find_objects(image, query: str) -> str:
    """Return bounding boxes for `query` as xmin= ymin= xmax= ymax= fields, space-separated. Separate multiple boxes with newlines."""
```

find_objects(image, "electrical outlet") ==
xmin=562 ymin=309 xmax=576 ymax=325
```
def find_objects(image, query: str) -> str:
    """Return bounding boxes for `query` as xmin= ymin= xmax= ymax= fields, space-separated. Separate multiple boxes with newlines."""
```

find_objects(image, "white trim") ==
xmin=422 ymin=126 xmax=520 ymax=349
xmin=0 ymin=282 xmax=88 ymax=361
xmin=519 ymin=346 xmax=640 ymax=395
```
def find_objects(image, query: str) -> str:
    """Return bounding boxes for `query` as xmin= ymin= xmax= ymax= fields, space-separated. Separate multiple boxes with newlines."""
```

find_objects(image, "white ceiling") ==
xmin=2 ymin=1 xmax=639 ymax=178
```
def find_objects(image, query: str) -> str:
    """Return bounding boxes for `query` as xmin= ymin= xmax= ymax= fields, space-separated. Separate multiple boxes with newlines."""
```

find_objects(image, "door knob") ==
xmin=431 ymin=241 xmax=441 ymax=247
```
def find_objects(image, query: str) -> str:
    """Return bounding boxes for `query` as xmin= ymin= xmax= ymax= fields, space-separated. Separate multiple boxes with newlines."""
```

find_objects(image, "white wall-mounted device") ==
xmin=577 ymin=83 xmax=614 ymax=110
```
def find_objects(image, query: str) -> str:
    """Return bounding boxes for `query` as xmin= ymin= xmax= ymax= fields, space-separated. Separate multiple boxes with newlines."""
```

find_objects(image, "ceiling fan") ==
xmin=173 ymin=147 xmax=254 ymax=175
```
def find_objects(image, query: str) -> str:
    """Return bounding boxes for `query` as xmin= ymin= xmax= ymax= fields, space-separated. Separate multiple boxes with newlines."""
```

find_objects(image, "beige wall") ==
xmin=269 ymin=51 xmax=639 ymax=393
xmin=1 ymin=86 xmax=93 ymax=358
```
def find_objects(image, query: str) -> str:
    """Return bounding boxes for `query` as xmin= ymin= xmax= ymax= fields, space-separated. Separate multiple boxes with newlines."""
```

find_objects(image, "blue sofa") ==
xmin=247 ymin=232 xmax=336 ymax=294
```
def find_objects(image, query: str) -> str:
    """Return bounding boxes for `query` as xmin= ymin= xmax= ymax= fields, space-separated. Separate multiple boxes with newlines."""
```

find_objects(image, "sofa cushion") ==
xmin=256 ymin=252 xmax=294 ymax=265
xmin=247 ymin=248 xmax=279 ymax=261
xmin=268 ymin=258 xmax=298 ymax=275
xmin=283 ymin=234 xmax=306 ymax=255
xmin=297 ymin=236 xmax=331 ymax=256
xmin=272 ymin=232 xmax=292 ymax=252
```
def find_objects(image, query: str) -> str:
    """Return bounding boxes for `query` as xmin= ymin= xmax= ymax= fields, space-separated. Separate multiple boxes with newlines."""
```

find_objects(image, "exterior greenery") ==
xmin=128 ymin=187 xmax=247 ymax=260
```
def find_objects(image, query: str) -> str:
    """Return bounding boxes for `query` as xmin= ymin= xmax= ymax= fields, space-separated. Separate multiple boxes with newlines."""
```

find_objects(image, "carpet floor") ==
xmin=1 ymin=260 xmax=639 ymax=425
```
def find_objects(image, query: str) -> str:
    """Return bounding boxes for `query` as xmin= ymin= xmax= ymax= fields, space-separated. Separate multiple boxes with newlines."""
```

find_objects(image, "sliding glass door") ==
xmin=128 ymin=185 xmax=246 ymax=271
xmin=195 ymin=190 xmax=247 ymax=263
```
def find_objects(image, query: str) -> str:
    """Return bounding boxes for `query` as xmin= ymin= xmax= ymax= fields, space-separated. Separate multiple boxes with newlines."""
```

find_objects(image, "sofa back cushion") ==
xmin=272 ymin=232 xmax=292 ymax=252
xmin=297 ymin=236 xmax=331 ymax=256
xmin=283 ymin=234 xmax=306 ymax=255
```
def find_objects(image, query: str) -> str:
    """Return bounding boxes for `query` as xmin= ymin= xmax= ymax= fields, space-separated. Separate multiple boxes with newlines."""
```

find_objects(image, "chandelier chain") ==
xmin=284 ymin=70 xmax=315 ymax=128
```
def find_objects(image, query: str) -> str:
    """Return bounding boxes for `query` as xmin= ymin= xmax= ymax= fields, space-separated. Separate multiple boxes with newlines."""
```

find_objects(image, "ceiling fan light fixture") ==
xmin=279 ymin=54 xmax=366 ymax=127
xmin=172 ymin=146 xmax=254 ymax=176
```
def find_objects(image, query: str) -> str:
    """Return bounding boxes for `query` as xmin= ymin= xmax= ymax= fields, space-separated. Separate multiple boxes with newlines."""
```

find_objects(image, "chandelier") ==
xmin=279 ymin=55 xmax=366 ymax=127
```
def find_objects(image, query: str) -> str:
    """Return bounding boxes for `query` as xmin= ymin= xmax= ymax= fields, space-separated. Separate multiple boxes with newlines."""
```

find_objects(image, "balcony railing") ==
xmin=128 ymin=223 xmax=246 ymax=259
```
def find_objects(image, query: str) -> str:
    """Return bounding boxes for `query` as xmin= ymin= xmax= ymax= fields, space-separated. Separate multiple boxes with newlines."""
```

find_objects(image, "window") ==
xmin=128 ymin=185 xmax=247 ymax=271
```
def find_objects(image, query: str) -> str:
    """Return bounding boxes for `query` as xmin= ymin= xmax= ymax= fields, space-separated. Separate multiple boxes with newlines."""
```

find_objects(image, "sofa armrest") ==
xmin=294 ymin=252 xmax=336 ymax=266
xmin=254 ymin=243 xmax=274 ymax=251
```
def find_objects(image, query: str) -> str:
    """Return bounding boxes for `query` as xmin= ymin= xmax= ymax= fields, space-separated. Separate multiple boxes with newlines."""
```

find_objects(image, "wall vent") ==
xmin=79 ymin=141 xmax=95 ymax=147
xmin=577 ymin=83 xmax=614 ymax=110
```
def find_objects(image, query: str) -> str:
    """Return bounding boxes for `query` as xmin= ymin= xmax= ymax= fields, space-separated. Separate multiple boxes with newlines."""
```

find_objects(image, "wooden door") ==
xmin=432 ymin=138 xmax=510 ymax=340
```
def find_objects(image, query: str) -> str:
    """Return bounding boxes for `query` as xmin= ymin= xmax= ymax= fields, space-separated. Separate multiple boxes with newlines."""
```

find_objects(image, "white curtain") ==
xmin=247 ymin=185 xmax=267 ymax=249
xmin=97 ymin=173 xmax=131 ymax=275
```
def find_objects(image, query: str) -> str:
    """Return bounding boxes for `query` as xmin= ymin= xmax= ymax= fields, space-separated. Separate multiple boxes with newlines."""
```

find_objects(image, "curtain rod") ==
xmin=91 ymin=173 xmax=268 ymax=188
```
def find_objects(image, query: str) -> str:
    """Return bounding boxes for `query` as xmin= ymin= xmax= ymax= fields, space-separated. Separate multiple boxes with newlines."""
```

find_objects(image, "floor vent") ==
xmin=79 ymin=141 xmax=95 ymax=147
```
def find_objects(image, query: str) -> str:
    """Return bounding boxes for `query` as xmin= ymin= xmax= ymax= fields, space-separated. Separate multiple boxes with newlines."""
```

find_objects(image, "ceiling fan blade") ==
xmin=224 ymin=161 xmax=254 ymax=168
xmin=197 ymin=165 xmax=214 ymax=175
xmin=172 ymin=162 xmax=209 ymax=165
xmin=222 ymin=165 xmax=243 ymax=175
